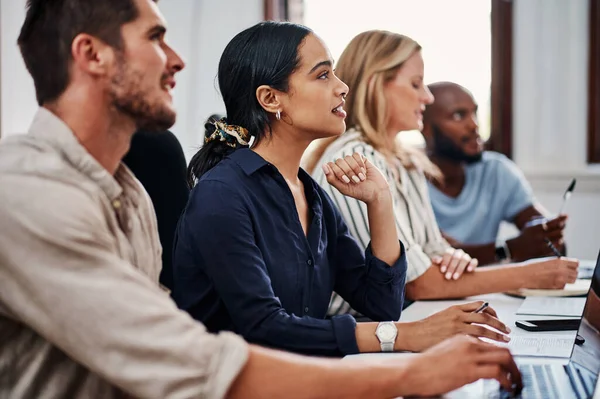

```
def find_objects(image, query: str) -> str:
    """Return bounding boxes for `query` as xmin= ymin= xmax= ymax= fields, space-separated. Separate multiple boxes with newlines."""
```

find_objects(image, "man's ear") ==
xmin=71 ymin=33 xmax=115 ymax=77
xmin=256 ymin=85 xmax=283 ymax=115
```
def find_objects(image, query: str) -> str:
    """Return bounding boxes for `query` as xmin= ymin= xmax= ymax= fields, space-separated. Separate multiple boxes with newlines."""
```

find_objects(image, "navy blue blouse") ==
xmin=172 ymin=149 xmax=407 ymax=357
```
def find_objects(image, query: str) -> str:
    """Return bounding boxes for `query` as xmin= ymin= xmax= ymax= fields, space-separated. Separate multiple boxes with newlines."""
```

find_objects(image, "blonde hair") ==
xmin=303 ymin=30 xmax=440 ymax=179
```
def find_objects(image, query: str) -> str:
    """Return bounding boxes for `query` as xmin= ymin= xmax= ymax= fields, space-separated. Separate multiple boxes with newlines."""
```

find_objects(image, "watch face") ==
xmin=377 ymin=323 xmax=397 ymax=341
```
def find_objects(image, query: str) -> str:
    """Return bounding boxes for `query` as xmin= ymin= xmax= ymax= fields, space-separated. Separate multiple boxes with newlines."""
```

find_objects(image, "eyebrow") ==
xmin=309 ymin=60 xmax=333 ymax=74
xmin=450 ymin=105 xmax=478 ymax=114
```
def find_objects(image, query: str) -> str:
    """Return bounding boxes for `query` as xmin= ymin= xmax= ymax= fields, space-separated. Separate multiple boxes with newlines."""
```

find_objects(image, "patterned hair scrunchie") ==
xmin=205 ymin=119 xmax=250 ymax=148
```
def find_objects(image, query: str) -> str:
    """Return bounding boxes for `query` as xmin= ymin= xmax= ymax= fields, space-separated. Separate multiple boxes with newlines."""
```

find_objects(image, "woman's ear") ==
xmin=256 ymin=85 xmax=282 ymax=114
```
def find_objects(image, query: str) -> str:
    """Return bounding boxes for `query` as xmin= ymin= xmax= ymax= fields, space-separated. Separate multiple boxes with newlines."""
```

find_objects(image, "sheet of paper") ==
xmin=487 ymin=333 xmax=577 ymax=358
xmin=516 ymin=297 xmax=587 ymax=317
xmin=508 ymin=279 xmax=591 ymax=297
xmin=508 ymin=334 xmax=576 ymax=357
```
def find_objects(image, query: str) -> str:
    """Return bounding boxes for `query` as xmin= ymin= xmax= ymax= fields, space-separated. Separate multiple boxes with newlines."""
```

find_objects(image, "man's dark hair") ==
xmin=18 ymin=0 xmax=157 ymax=106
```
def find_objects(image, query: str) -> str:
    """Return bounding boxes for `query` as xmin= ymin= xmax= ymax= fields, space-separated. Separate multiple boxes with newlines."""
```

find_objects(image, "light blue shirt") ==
xmin=427 ymin=151 xmax=534 ymax=245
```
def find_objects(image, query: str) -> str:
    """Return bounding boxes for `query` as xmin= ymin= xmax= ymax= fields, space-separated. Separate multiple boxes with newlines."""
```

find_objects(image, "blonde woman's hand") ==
xmin=522 ymin=257 xmax=579 ymax=289
xmin=322 ymin=153 xmax=390 ymax=204
xmin=432 ymin=248 xmax=479 ymax=280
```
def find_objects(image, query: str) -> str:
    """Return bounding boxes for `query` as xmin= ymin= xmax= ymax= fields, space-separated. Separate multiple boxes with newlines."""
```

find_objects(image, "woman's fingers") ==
xmin=327 ymin=161 xmax=352 ymax=184
xmin=457 ymin=301 xmax=499 ymax=318
xmin=323 ymin=154 xmax=367 ymax=185
xmin=338 ymin=155 xmax=363 ymax=182
xmin=467 ymin=258 xmax=478 ymax=272
xmin=351 ymin=153 xmax=367 ymax=180
xmin=447 ymin=250 xmax=470 ymax=280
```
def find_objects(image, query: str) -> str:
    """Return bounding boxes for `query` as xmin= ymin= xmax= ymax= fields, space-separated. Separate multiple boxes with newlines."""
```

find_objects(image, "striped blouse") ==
xmin=311 ymin=130 xmax=451 ymax=316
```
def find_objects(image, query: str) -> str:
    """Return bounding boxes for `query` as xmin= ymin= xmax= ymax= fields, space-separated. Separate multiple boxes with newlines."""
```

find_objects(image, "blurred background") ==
xmin=1 ymin=0 xmax=599 ymax=259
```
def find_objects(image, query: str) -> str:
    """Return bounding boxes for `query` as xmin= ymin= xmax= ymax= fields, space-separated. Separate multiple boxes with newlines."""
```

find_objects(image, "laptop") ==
xmin=484 ymin=250 xmax=600 ymax=398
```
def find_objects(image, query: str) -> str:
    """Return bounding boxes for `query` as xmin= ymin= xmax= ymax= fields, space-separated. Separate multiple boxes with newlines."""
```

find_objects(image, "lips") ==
xmin=460 ymin=134 xmax=481 ymax=144
xmin=162 ymin=80 xmax=175 ymax=90
xmin=332 ymin=100 xmax=347 ymax=118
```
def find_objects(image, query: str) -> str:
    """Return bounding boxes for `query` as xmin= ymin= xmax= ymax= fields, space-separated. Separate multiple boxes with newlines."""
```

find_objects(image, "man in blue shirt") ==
xmin=422 ymin=82 xmax=567 ymax=265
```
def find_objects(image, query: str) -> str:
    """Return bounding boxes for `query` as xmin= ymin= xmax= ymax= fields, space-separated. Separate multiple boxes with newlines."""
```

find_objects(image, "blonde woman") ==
xmin=305 ymin=30 xmax=578 ymax=315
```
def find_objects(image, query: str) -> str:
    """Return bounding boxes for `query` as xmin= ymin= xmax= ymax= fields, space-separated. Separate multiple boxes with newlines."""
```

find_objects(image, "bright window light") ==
xmin=304 ymin=0 xmax=492 ymax=146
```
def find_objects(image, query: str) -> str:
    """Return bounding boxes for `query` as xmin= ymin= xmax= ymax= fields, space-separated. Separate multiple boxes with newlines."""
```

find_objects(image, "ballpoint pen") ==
xmin=472 ymin=302 xmax=489 ymax=314
xmin=558 ymin=178 xmax=576 ymax=215
xmin=544 ymin=238 xmax=562 ymax=257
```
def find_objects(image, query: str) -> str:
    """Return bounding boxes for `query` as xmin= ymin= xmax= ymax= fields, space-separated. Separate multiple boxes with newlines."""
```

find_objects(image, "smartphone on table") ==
xmin=515 ymin=319 xmax=581 ymax=332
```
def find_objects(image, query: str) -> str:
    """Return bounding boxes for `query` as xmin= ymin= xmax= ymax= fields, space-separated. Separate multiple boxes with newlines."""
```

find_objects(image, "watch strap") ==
xmin=380 ymin=342 xmax=394 ymax=352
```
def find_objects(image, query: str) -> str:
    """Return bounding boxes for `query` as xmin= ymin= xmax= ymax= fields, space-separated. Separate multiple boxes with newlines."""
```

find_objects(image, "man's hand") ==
xmin=507 ymin=215 xmax=567 ymax=261
xmin=401 ymin=335 xmax=523 ymax=397
xmin=432 ymin=248 xmax=479 ymax=280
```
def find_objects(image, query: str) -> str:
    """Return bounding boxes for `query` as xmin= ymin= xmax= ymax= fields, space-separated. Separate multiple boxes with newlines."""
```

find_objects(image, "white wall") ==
xmin=512 ymin=0 xmax=600 ymax=259
xmin=0 ymin=0 xmax=263 ymax=160
xmin=159 ymin=0 xmax=262 ymax=159
xmin=0 ymin=0 xmax=38 ymax=137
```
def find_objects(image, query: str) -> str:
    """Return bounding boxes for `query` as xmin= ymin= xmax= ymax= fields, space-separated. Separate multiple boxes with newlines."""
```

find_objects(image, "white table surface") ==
xmin=344 ymin=291 xmax=600 ymax=398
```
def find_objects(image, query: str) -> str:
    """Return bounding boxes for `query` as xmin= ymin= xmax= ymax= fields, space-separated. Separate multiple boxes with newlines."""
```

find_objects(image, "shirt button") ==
xmin=307 ymin=259 xmax=313 ymax=266
xmin=112 ymin=199 xmax=121 ymax=209
xmin=304 ymin=307 xmax=309 ymax=313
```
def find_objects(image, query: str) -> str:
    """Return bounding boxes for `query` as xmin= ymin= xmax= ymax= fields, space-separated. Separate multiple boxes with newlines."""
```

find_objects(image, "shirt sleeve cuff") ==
xmin=506 ymin=200 xmax=534 ymax=222
xmin=364 ymin=241 xmax=407 ymax=285
xmin=204 ymin=332 xmax=250 ymax=399
xmin=331 ymin=314 xmax=359 ymax=355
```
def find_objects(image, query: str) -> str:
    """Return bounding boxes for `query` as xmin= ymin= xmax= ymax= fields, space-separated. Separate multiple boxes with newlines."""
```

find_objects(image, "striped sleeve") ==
xmin=412 ymin=171 xmax=452 ymax=259
xmin=333 ymin=145 xmax=435 ymax=283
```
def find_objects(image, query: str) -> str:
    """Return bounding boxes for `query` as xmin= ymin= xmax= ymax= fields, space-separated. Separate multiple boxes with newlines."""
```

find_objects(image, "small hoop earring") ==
xmin=276 ymin=110 xmax=281 ymax=121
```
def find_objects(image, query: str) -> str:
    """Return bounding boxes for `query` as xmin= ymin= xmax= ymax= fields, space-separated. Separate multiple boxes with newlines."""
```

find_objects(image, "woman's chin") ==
xmin=328 ymin=122 xmax=347 ymax=137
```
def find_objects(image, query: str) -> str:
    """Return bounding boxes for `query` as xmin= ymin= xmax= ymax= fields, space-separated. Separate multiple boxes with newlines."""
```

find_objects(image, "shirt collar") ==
xmin=228 ymin=148 xmax=318 ymax=189
xmin=28 ymin=107 xmax=126 ymax=201
xmin=228 ymin=148 xmax=322 ymax=216
xmin=228 ymin=148 xmax=272 ymax=176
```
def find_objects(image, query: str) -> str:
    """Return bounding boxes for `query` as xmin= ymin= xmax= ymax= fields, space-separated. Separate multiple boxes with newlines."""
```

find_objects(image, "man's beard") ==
xmin=431 ymin=124 xmax=483 ymax=164
xmin=109 ymin=55 xmax=176 ymax=132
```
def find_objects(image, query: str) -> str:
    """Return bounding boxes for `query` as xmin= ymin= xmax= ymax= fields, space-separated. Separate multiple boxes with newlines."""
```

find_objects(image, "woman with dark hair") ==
xmin=171 ymin=21 xmax=510 ymax=357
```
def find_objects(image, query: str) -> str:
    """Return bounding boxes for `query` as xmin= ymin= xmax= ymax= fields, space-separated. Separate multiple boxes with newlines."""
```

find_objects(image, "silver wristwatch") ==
xmin=375 ymin=321 xmax=397 ymax=352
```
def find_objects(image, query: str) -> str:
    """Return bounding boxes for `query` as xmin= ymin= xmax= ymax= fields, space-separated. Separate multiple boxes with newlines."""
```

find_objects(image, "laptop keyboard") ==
xmin=565 ymin=363 xmax=596 ymax=398
xmin=485 ymin=363 xmax=594 ymax=398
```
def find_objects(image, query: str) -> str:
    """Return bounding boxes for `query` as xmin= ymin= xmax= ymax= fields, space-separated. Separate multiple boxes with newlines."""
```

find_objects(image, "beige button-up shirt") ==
xmin=0 ymin=108 xmax=249 ymax=398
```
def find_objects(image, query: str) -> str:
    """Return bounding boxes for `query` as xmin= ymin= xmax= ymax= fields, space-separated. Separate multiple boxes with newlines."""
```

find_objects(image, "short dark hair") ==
xmin=18 ymin=0 xmax=157 ymax=105
xmin=187 ymin=21 xmax=312 ymax=186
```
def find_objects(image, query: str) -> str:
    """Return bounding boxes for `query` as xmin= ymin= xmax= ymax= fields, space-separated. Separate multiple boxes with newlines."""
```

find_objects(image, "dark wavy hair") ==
xmin=187 ymin=21 xmax=312 ymax=187
xmin=18 ymin=0 xmax=156 ymax=106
